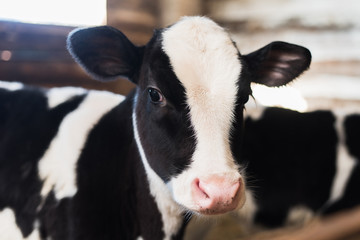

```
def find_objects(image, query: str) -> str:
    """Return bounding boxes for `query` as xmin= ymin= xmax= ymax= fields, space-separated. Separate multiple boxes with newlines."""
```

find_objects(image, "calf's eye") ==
xmin=148 ymin=88 xmax=164 ymax=103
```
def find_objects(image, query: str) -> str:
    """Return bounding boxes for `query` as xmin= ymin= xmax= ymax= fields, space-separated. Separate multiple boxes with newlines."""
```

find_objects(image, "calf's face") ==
xmin=67 ymin=16 xmax=311 ymax=215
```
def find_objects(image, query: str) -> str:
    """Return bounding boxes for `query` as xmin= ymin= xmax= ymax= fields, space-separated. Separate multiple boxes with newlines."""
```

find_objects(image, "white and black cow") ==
xmin=239 ymin=106 xmax=360 ymax=228
xmin=0 ymin=16 xmax=311 ymax=240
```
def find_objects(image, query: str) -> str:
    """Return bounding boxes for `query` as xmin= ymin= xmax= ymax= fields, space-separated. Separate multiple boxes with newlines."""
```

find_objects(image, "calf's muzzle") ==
xmin=191 ymin=175 xmax=244 ymax=215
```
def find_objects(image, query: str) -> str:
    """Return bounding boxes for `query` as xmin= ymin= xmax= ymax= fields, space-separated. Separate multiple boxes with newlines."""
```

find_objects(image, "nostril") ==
xmin=197 ymin=179 xmax=210 ymax=199
xmin=192 ymin=178 xmax=209 ymax=199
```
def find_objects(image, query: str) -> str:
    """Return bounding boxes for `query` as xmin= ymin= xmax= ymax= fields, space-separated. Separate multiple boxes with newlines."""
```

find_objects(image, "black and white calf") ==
xmin=0 ymin=16 xmax=311 ymax=239
xmin=239 ymin=106 xmax=360 ymax=228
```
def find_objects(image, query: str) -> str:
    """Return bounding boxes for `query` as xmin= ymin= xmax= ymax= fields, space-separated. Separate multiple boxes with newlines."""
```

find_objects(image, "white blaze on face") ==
xmin=162 ymin=16 xmax=243 ymax=210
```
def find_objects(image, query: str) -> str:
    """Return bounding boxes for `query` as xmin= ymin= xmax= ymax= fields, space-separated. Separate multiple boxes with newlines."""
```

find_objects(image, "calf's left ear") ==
xmin=67 ymin=26 xmax=144 ymax=83
xmin=243 ymin=41 xmax=311 ymax=87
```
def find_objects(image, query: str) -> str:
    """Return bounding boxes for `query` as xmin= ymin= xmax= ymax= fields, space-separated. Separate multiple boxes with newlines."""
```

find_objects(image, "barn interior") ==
xmin=1 ymin=0 xmax=360 ymax=239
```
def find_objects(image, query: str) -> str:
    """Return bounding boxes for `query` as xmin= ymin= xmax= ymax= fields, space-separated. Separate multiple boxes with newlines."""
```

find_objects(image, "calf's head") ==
xmin=67 ymin=16 xmax=311 ymax=215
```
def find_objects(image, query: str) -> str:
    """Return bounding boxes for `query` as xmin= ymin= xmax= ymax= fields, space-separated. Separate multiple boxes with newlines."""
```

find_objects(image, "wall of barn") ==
xmin=1 ymin=0 xmax=359 ymax=110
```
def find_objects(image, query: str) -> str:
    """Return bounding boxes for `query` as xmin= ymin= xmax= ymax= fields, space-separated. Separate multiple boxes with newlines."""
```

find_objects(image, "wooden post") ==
xmin=159 ymin=0 xmax=203 ymax=26
xmin=104 ymin=0 xmax=163 ymax=94
xmin=106 ymin=0 xmax=159 ymax=45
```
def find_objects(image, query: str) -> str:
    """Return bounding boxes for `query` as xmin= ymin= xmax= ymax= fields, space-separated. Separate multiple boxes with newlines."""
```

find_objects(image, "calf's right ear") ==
xmin=243 ymin=41 xmax=311 ymax=87
xmin=67 ymin=26 xmax=144 ymax=83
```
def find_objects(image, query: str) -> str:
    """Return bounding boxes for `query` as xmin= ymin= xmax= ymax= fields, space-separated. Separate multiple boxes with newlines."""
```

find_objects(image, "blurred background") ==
xmin=0 ymin=0 xmax=359 ymax=112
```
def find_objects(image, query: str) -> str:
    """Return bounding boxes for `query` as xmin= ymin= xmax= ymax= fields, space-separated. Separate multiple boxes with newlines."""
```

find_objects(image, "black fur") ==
xmin=135 ymin=33 xmax=196 ymax=182
xmin=324 ymin=114 xmax=360 ymax=214
xmin=0 ymin=87 xmax=85 ymax=237
xmin=243 ymin=107 xmax=360 ymax=227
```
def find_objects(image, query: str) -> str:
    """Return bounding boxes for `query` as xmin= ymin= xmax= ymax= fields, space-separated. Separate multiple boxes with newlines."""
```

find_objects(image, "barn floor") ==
xmin=184 ymin=207 xmax=360 ymax=240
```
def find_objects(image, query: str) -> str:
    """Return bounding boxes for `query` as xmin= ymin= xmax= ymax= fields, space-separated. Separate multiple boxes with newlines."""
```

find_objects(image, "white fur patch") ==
xmin=162 ymin=16 xmax=243 ymax=210
xmin=47 ymin=87 xmax=87 ymax=109
xmin=132 ymin=94 xmax=183 ymax=240
xmin=0 ymin=80 xmax=24 ymax=91
xmin=326 ymin=110 xmax=357 ymax=205
xmin=38 ymin=90 xmax=124 ymax=200
xmin=0 ymin=208 xmax=40 ymax=240
xmin=286 ymin=205 xmax=314 ymax=226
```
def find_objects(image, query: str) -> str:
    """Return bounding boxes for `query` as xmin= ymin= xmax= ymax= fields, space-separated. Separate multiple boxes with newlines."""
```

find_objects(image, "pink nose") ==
xmin=191 ymin=176 xmax=242 ymax=215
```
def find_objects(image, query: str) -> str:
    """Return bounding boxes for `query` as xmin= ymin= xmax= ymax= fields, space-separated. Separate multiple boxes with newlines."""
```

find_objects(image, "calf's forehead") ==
xmin=161 ymin=16 xmax=241 ymax=96
xmin=161 ymin=16 xmax=242 ymax=141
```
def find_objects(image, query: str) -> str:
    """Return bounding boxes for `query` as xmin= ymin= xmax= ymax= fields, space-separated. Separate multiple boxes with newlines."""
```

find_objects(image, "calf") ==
xmin=0 ymin=16 xmax=311 ymax=239
xmin=239 ymin=106 xmax=360 ymax=228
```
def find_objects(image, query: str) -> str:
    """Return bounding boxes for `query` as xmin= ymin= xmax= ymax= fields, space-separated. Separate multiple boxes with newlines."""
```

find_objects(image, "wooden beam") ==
xmin=0 ymin=21 xmax=73 ymax=51
xmin=0 ymin=20 xmax=135 ymax=95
